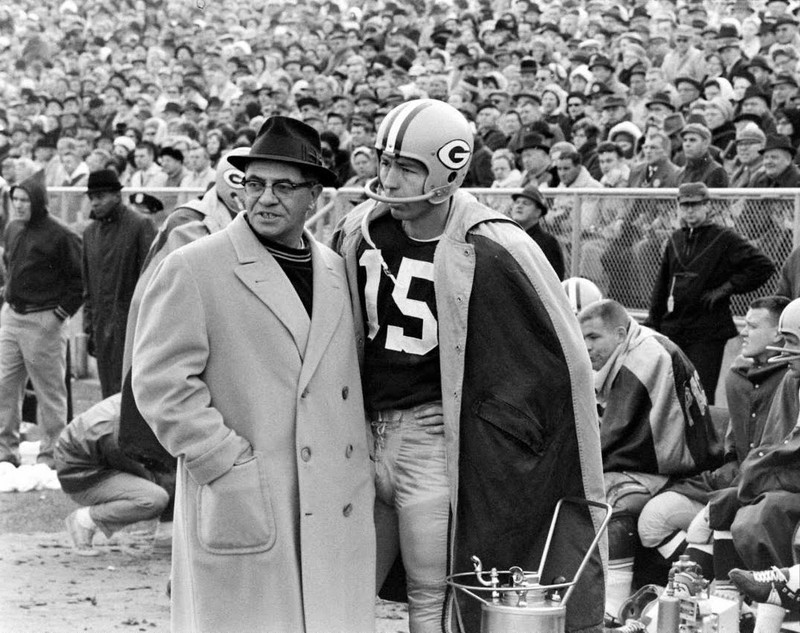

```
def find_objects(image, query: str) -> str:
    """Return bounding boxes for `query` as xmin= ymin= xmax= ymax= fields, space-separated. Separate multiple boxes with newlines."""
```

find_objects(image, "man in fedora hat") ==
xmin=511 ymin=183 xmax=565 ymax=278
xmin=82 ymin=168 xmax=155 ymax=398
xmin=132 ymin=117 xmax=375 ymax=633
xmin=517 ymin=130 xmax=555 ymax=187
xmin=751 ymin=134 xmax=800 ymax=187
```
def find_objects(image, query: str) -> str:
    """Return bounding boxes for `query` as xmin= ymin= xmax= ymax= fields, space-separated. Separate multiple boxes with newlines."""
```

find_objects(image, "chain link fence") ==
xmin=47 ymin=186 xmax=800 ymax=318
xmin=310 ymin=187 xmax=800 ymax=317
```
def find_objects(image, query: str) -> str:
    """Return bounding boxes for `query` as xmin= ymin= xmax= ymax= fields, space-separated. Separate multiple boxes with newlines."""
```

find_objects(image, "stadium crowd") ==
xmin=0 ymin=0 xmax=800 ymax=215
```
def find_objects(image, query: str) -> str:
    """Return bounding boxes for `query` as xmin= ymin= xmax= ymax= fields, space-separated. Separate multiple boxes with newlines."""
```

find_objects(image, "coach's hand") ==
xmin=414 ymin=402 xmax=444 ymax=435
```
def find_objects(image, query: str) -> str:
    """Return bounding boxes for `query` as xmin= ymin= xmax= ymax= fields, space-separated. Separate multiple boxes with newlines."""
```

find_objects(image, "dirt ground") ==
xmin=1 ymin=377 xmax=409 ymax=633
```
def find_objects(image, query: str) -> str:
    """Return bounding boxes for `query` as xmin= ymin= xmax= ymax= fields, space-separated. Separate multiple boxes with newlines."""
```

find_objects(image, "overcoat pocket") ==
xmin=473 ymin=396 xmax=545 ymax=455
xmin=196 ymin=452 xmax=277 ymax=554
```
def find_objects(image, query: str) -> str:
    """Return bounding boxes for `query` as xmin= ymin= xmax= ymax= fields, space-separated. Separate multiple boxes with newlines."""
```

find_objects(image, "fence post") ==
xmin=570 ymin=193 xmax=582 ymax=277
xmin=794 ymin=192 xmax=800 ymax=249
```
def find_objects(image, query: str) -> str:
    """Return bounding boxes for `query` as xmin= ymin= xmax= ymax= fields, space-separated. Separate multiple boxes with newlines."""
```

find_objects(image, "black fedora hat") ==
xmin=516 ymin=132 xmax=550 ymax=153
xmin=227 ymin=116 xmax=338 ymax=186
xmin=87 ymin=169 xmax=122 ymax=193
xmin=761 ymin=133 xmax=796 ymax=157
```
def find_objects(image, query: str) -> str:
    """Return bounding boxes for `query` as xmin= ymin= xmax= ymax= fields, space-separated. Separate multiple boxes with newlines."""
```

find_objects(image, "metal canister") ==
xmin=481 ymin=598 xmax=566 ymax=633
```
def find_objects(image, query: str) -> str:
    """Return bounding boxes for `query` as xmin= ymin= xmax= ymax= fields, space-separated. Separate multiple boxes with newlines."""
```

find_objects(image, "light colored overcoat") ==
xmin=132 ymin=213 xmax=375 ymax=633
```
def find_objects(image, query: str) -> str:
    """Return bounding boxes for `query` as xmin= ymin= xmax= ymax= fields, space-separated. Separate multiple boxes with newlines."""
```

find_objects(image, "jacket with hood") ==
xmin=3 ymin=172 xmax=82 ymax=319
xmin=333 ymin=190 xmax=607 ymax=633
xmin=647 ymin=219 xmax=775 ymax=342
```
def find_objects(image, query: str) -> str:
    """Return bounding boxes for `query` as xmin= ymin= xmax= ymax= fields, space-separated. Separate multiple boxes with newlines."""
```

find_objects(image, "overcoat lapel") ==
xmin=299 ymin=235 xmax=344 ymax=389
xmin=228 ymin=215 xmax=311 ymax=356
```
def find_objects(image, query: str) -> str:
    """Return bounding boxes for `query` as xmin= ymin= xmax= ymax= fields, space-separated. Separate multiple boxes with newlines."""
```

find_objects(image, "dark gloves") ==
xmin=701 ymin=282 xmax=734 ymax=310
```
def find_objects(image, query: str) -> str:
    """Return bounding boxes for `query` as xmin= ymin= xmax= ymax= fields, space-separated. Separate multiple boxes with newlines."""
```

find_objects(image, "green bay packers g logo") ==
xmin=437 ymin=139 xmax=472 ymax=170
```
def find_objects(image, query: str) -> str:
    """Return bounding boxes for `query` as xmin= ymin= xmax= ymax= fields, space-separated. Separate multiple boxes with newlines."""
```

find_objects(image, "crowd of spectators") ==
xmin=0 ymin=0 xmax=799 ymax=225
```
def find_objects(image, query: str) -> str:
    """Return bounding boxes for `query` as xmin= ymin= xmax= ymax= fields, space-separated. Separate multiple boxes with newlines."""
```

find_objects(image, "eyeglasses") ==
xmin=242 ymin=178 xmax=317 ymax=198
xmin=675 ymin=37 xmax=689 ymax=42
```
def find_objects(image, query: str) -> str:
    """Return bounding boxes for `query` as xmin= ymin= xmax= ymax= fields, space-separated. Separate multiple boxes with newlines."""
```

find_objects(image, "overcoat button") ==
xmin=343 ymin=503 xmax=353 ymax=517
xmin=345 ymin=444 xmax=354 ymax=458
xmin=301 ymin=388 xmax=309 ymax=399
xmin=342 ymin=386 xmax=349 ymax=399
xmin=301 ymin=447 xmax=312 ymax=461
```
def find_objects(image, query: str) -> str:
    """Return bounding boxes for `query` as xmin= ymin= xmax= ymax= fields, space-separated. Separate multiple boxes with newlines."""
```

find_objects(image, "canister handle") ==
xmin=537 ymin=497 xmax=612 ymax=606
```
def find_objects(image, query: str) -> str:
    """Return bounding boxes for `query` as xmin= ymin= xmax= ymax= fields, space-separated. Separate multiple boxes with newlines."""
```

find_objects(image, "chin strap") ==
xmin=363 ymin=177 xmax=439 ymax=204
xmin=767 ymin=345 xmax=800 ymax=363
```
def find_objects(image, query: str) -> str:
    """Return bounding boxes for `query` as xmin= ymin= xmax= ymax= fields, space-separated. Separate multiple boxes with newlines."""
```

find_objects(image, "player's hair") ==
xmin=751 ymin=295 xmax=792 ymax=325
xmin=578 ymin=299 xmax=630 ymax=331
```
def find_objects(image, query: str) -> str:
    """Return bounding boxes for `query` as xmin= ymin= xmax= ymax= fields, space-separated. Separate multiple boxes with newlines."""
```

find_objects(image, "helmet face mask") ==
xmin=367 ymin=99 xmax=474 ymax=205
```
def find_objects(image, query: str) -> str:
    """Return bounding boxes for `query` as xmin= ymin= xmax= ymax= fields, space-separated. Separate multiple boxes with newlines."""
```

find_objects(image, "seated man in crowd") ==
xmin=578 ymin=299 xmax=719 ymax=621
xmin=637 ymin=296 xmax=791 ymax=585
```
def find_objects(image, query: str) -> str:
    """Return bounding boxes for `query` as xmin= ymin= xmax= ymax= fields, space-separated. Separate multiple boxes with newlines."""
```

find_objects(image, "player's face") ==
xmin=581 ymin=316 xmax=624 ymax=371
xmin=378 ymin=153 xmax=432 ymax=220
xmin=741 ymin=308 xmax=781 ymax=361
xmin=243 ymin=160 xmax=320 ymax=248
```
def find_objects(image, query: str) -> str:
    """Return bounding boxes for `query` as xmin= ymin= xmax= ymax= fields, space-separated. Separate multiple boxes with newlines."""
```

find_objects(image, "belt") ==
xmin=368 ymin=407 xmax=409 ymax=423
xmin=368 ymin=400 xmax=442 ymax=423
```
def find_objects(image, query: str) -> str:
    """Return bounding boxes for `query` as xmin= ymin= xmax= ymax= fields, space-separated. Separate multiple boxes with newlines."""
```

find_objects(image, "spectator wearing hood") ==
xmin=541 ymin=83 xmax=571 ymax=140
xmin=704 ymin=97 xmax=737 ymax=154
xmin=0 ymin=171 xmax=83 ymax=469
xmin=607 ymin=121 xmax=642 ymax=161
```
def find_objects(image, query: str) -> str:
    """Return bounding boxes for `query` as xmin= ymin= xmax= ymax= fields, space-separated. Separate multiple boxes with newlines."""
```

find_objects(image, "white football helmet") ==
xmin=769 ymin=298 xmax=800 ymax=363
xmin=365 ymin=99 xmax=474 ymax=205
xmin=562 ymin=277 xmax=603 ymax=315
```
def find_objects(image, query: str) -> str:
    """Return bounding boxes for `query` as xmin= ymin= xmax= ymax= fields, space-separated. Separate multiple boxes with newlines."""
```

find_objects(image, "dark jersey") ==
xmin=356 ymin=214 xmax=441 ymax=411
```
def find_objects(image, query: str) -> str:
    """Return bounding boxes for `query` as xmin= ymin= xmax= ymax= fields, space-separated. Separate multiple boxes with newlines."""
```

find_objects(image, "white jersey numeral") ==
xmin=359 ymin=251 xmax=438 ymax=355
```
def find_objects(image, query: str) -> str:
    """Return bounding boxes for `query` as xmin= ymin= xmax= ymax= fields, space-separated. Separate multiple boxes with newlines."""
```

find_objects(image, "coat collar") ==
xmin=228 ymin=213 xmax=344 ymax=372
